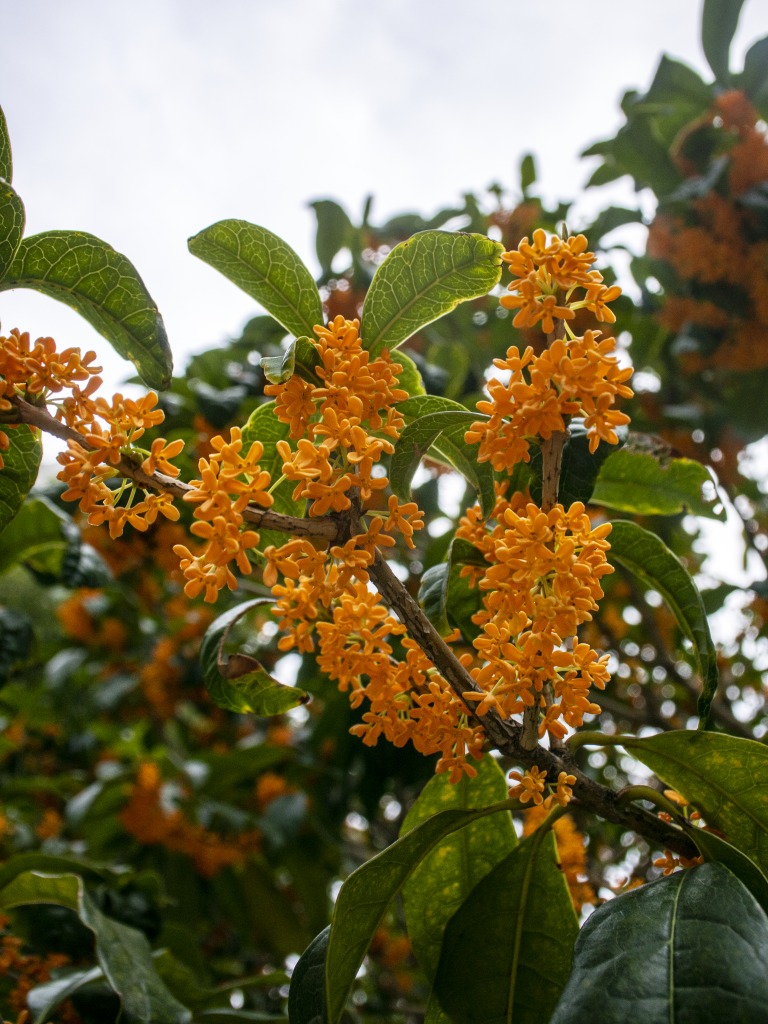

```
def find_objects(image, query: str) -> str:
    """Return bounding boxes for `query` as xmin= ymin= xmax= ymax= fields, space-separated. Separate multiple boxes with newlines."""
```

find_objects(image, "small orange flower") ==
xmin=508 ymin=766 xmax=548 ymax=804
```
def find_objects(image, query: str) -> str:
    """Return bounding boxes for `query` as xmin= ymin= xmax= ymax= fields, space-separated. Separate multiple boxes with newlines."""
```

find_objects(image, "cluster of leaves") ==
xmin=2 ymin=2 xmax=768 ymax=1022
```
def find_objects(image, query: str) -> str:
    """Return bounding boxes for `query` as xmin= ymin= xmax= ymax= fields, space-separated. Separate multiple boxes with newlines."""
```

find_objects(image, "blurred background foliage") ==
xmin=2 ymin=5 xmax=768 ymax=1021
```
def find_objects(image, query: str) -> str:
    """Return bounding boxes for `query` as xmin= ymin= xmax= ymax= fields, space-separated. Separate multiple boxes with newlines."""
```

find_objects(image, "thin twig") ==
xmin=13 ymin=395 xmax=698 ymax=858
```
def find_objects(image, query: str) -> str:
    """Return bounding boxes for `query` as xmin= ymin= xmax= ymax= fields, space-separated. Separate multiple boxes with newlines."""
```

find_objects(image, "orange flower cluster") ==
xmin=172 ymin=427 xmax=274 ymax=602
xmin=263 ymin=317 xmax=483 ymax=779
xmin=57 ymin=387 xmax=183 ymax=538
xmin=459 ymin=498 xmax=613 ymax=738
xmin=648 ymin=91 xmax=768 ymax=371
xmin=0 ymin=327 xmax=101 ymax=468
xmin=120 ymin=761 xmax=262 ymax=877
xmin=467 ymin=231 xmax=632 ymax=470
xmin=267 ymin=315 xmax=409 ymax=513
xmin=467 ymin=331 xmax=633 ymax=470
xmin=508 ymin=766 xmax=577 ymax=808
xmin=499 ymin=228 xmax=621 ymax=332
xmin=460 ymin=231 xmax=626 ymax=741
xmin=56 ymin=589 xmax=128 ymax=651
xmin=0 ymin=915 xmax=79 ymax=1021
xmin=523 ymin=806 xmax=596 ymax=912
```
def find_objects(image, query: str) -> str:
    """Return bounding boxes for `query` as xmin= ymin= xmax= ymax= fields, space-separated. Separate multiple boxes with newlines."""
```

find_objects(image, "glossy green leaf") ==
xmin=419 ymin=539 xmax=485 ymax=640
xmin=550 ymin=863 xmax=768 ymax=1023
xmin=189 ymin=221 xmax=323 ymax=340
xmin=558 ymin=422 xmax=625 ymax=508
xmin=0 ymin=179 xmax=24 ymax=278
xmin=154 ymin=949 xmax=286 ymax=1010
xmin=586 ymin=205 xmax=643 ymax=243
xmin=0 ymin=870 xmax=191 ymax=1023
xmin=401 ymin=758 xmax=516 ymax=983
xmin=0 ymin=231 xmax=172 ymax=389
xmin=519 ymin=153 xmax=536 ymax=194
xmin=620 ymin=731 xmax=768 ymax=878
xmin=740 ymin=36 xmax=768 ymax=104
xmin=0 ymin=425 xmax=42 ymax=535
xmin=0 ymin=607 xmax=33 ymax=684
xmin=29 ymin=966 xmax=104 ymax=1024
xmin=0 ymin=104 xmax=12 ymax=182
xmin=195 ymin=1012 xmax=286 ymax=1023
xmin=702 ymin=0 xmax=745 ymax=83
xmin=361 ymin=231 xmax=503 ymax=355
xmin=241 ymin=401 xmax=292 ymax=478
xmin=394 ymin=349 xmax=426 ymax=397
xmin=591 ymin=450 xmax=724 ymax=520
xmin=609 ymin=521 xmax=718 ymax=726
xmin=0 ymin=495 xmax=78 ymax=576
xmin=325 ymin=802 xmax=512 ymax=1024
xmin=289 ymin=925 xmax=329 ymax=1024
xmin=394 ymin=397 xmax=494 ymax=517
xmin=200 ymin=599 xmax=310 ymax=716
xmin=261 ymin=337 xmax=319 ymax=385
xmin=241 ymin=401 xmax=304 ymax=549
xmin=434 ymin=828 xmax=578 ymax=1024
xmin=311 ymin=199 xmax=354 ymax=276
xmin=419 ymin=563 xmax=452 ymax=635
xmin=685 ymin=822 xmax=768 ymax=915
xmin=420 ymin=563 xmax=483 ymax=645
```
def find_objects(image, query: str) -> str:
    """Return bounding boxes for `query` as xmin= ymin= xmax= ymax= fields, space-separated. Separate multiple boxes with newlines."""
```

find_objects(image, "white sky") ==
xmin=2 ymin=0 xmax=766 ymax=585
xmin=2 ymin=0 xmax=765 ymax=388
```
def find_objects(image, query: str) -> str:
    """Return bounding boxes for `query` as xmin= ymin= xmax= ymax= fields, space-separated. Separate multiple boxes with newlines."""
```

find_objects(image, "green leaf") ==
xmin=261 ymin=337 xmax=319 ymax=385
xmin=620 ymin=731 xmax=768 ymax=878
xmin=419 ymin=563 xmax=452 ymax=636
xmin=0 ymin=495 xmax=77 ymax=576
xmin=393 ymin=397 xmax=495 ymax=518
xmin=289 ymin=925 xmax=329 ymax=1024
xmin=401 ymin=758 xmax=516 ymax=984
xmin=0 ymin=104 xmax=12 ymax=182
xmin=188 ymin=221 xmax=323 ymax=340
xmin=685 ymin=822 xmax=768 ymax=915
xmin=310 ymin=199 xmax=354 ymax=276
xmin=28 ymin=966 xmax=104 ymax=1024
xmin=591 ymin=450 xmax=724 ymax=519
xmin=434 ymin=828 xmax=578 ymax=1024
xmin=0 ymin=607 xmax=33 ymax=684
xmin=240 ymin=401 xmax=304 ymax=549
xmin=550 ymin=863 xmax=768 ymax=1023
xmin=0 ymin=231 xmax=172 ymax=389
xmin=418 ymin=542 xmax=484 ymax=644
xmin=558 ymin=422 xmax=625 ymax=508
xmin=0 ymin=871 xmax=191 ymax=1023
xmin=740 ymin=36 xmax=768 ymax=104
xmin=394 ymin=350 xmax=426 ymax=397
xmin=0 ymin=425 xmax=42 ymax=535
xmin=241 ymin=401 xmax=292 ymax=478
xmin=324 ymin=802 xmax=512 ymax=1024
xmin=200 ymin=599 xmax=310 ymax=716
xmin=0 ymin=179 xmax=24 ymax=278
xmin=702 ymin=0 xmax=745 ymax=83
xmin=361 ymin=231 xmax=503 ymax=355
xmin=609 ymin=521 xmax=718 ymax=726
xmin=585 ymin=205 xmax=643 ymax=243
xmin=519 ymin=153 xmax=536 ymax=194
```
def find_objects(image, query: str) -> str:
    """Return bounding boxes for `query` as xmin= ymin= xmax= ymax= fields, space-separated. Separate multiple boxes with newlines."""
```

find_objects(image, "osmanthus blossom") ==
xmin=1 ymin=228 xmax=632 ymax=786
xmin=461 ymin=230 xmax=632 ymax=762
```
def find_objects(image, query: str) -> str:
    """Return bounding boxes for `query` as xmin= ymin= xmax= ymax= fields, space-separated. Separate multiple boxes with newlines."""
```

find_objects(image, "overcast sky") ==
xmin=2 ymin=0 xmax=766 ymax=585
xmin=2 ymin=0 xmax=765 ymax=384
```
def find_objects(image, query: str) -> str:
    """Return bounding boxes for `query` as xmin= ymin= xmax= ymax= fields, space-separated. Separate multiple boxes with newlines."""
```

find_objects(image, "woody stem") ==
xmin=14 ymin=395 xmax=697 ymax=858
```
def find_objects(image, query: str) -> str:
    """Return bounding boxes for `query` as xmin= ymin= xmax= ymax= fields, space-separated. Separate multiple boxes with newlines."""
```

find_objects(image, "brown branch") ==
xmin=10 ymin=396 xmax=338 ymax=542
xmin=15 ymin=394 xmax=697 ymax=858
xmin=369 ymin=552 xmax=696 ymax=858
